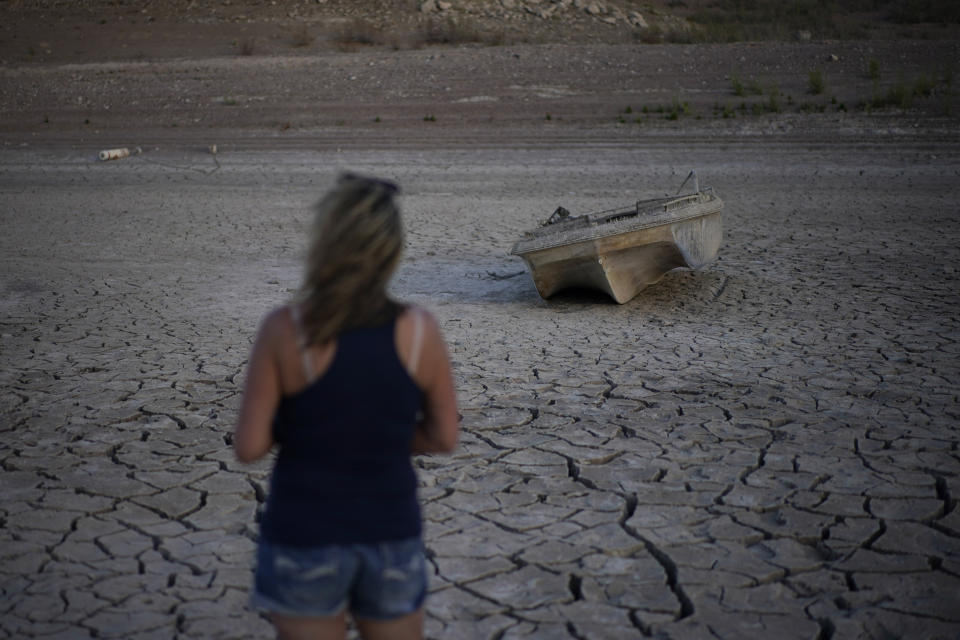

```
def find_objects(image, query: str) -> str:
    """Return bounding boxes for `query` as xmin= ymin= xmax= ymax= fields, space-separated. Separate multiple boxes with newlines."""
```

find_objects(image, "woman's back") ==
xmin=262 ymin=312 xmax=424 ymax=546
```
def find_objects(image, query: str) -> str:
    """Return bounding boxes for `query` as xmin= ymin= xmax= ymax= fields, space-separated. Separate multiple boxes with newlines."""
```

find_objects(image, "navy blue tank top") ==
xmin=260 ymin=317 xmax=424 ymax=546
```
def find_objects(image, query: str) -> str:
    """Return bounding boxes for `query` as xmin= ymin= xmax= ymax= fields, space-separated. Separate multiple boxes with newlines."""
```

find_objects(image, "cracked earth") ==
xmin=1 ymin=134 xmax=959 ymax=639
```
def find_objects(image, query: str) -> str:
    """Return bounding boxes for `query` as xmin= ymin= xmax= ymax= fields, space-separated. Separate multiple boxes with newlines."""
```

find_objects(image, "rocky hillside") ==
xmin=2 ymin=0 xmax=957 ymax=65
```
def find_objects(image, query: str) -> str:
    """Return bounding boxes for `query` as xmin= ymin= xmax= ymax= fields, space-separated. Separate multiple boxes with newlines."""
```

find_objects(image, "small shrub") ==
xmin=799 ymin=102 xmax=826 ymax=113
xmin=767 ymin=86 xmax=782 ymax=113
xmin=731 ymin=75 xmax=744 ymax=96
xmin=331 ymin=18 xmax=381 ymax=48
xmin=868 ymin=81 xmax=913 ymax=110
xmin=624 ymin=106 xmax=633 ymax=114
xmin=868 ymin=58 xmax=880 ymax=81
xmin=665 ymin=98 xmax=691 ymax=120
xmin=732 ymin=75 xmax=765 ymax=96
xmin=545 ymin=113 xmax=552 ymax=121
xmin=635 ymin=25 xmax=663 ymax=44
xmin=664 ymin=28 xmax=695 ymax=44
xmin=913 ymin=75 xmax=934 ymax=97
xmin=421 ymin=16 xmax=485 ymax=45
xmin=886 ymin=82 xmax=912 ymax=109
xmin=807 ymin=69 xmax=825 ymax=95
xmin=423 ymin=114 xmax=436 ymax=122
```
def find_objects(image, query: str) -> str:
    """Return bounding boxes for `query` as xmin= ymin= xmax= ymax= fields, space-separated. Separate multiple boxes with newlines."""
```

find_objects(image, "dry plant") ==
xmin=807 ymin=69 xmax=825 ymax=95
xmin=329 ymin=18 xmax=384 ymax=50
xmin=384 ymin=16 xmax=503 ymax=49
xmin=419 ymin=16 xmax=487 ymax=46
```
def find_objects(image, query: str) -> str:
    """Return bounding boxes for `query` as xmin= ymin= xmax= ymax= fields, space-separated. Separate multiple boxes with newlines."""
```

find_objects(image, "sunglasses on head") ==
xmin=339 ymin=173 xmax=400 ymax=196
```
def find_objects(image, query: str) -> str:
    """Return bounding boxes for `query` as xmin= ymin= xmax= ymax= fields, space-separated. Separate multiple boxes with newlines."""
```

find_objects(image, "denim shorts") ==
xmin=251 ymin=537 xmax=427 ymax=620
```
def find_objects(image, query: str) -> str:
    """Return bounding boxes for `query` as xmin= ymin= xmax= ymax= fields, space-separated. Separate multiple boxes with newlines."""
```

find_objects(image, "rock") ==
xmin=537 ymin=5 xmax=558 ymax=19
xmin=585 ymin=2 xmax=603 ymax=16
xmin=501 ymin=0 xmax=515 ymax=8
xmin=796 ymin=30 xmax=811 ymax=41
xmin=628 ymin=11 xmax=648 ymax=28
xmin=420 ymin=0 xmax=437 ymax=13
xmin=437 ymin=0 xmax=452 ymax=10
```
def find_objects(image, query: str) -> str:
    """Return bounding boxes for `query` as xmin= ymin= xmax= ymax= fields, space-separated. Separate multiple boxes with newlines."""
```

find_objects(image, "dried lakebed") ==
xmin=1 ymin=138 xmax=959 ymax=639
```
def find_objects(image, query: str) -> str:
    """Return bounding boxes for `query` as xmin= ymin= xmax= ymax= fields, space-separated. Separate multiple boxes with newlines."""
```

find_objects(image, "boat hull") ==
xmin=516 ymin=209 xmax=722 ymax=304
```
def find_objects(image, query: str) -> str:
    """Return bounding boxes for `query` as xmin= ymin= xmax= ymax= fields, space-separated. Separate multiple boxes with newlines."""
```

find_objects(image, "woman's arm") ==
xmin=410 ymin=311 xmax=459 ymax=454
xmin=234 ymin=309 xmax=284 ymax=463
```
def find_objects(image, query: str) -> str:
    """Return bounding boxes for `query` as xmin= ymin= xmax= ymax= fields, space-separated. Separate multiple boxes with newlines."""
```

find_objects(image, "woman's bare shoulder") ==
xmin=397 ymin=304 xmax=444 ymax=342
xmin=402 ymin=303 xmax=440 ymax=325
xmin=257 ymin=305 xmax=296 ymax=343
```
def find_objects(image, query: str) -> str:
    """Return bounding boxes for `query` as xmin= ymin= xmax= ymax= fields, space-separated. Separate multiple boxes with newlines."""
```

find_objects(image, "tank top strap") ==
xmin=288 ymin=304 xmax=315 ymax=382
xmin=407 ymin=307 xmax=425 ymax=376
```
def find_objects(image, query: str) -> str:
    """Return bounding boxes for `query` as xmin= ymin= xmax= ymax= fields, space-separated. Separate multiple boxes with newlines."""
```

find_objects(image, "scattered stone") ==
xmin=628 ymin=11 xmax=648 ymax=28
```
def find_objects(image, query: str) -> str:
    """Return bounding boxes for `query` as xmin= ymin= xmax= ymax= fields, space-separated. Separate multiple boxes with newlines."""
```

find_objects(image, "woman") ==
xmin=234 ymin=174 xmax=459 ymax=640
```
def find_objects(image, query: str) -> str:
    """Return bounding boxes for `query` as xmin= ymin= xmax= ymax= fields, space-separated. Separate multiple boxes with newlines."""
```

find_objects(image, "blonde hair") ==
xmin=297 ymin=174 xmax=403 ymax=346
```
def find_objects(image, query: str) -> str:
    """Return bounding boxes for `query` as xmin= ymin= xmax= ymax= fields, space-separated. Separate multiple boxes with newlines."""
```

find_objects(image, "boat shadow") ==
xmin=396 ymin=256 xmax=730 ymax=311
xmin=513 ymin=268 xmax=731 ymax=311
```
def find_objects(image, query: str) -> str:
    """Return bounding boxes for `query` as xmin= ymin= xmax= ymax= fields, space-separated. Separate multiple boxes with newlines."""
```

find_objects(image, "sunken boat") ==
xmin=511 ymin=172 xmax=723 ymax=304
